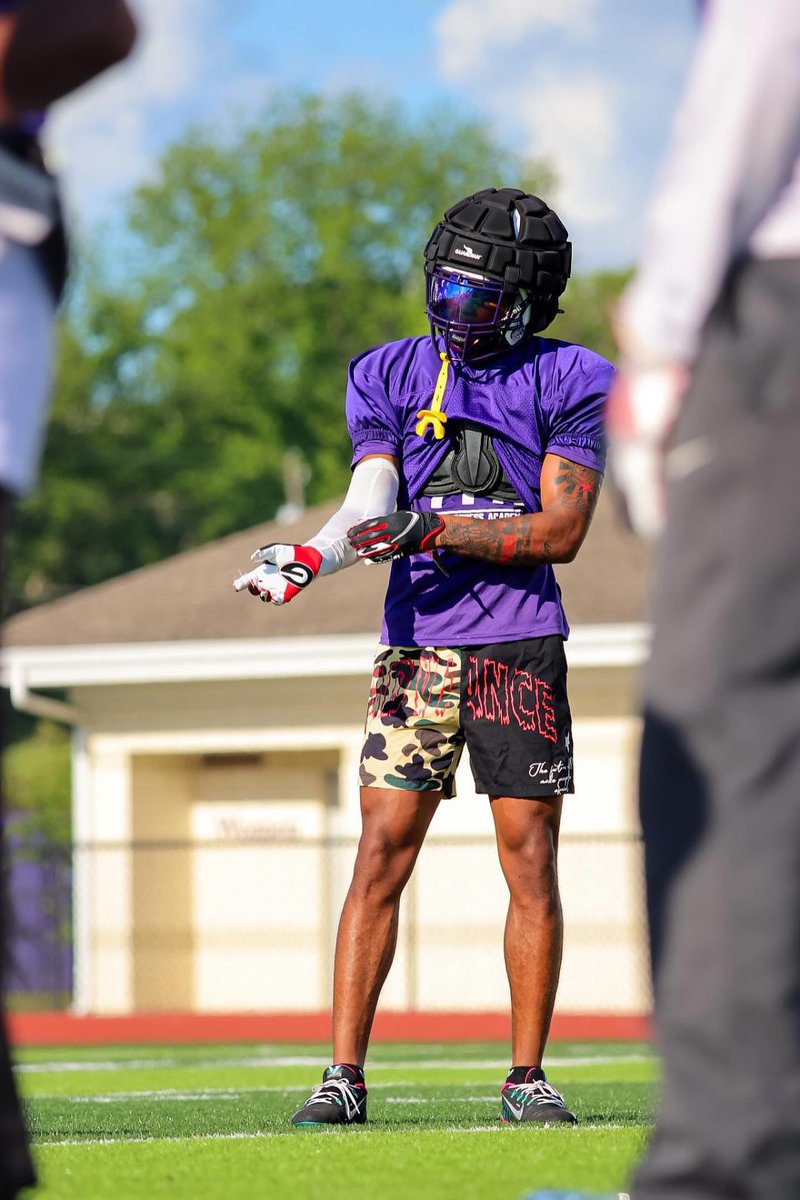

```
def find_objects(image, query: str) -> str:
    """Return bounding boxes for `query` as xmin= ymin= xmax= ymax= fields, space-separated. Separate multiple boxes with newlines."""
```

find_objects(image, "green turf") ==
xmin=15 ymin=1041 xmax=659 ymax=1199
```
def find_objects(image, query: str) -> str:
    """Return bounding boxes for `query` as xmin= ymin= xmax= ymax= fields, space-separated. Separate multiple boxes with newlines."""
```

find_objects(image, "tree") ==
xmin=8 ymin=91 xmax=553 ymax=608
xmin=4 ymin=721 xmax=71 ymax=844
xmin=549 ymin=269 xmax=632 ymax=363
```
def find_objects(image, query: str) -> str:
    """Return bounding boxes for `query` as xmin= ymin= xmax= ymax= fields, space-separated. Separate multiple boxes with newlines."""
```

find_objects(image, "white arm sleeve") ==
xmin=306 ymin=456 xmax=400 ymax=576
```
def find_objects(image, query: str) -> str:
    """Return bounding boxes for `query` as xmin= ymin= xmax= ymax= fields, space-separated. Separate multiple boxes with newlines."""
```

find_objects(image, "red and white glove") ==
xmin=233 ymin=543 xmax=322 ymax=605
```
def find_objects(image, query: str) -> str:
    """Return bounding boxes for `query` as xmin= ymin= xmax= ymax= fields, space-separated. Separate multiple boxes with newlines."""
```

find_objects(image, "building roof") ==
xmin=3 ymin=492 xmax=650 ymax=649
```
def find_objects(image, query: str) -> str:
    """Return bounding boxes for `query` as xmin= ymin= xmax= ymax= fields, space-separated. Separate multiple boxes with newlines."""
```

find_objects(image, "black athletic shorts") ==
xmin=359 ymin=635 xmax=573 ymax=798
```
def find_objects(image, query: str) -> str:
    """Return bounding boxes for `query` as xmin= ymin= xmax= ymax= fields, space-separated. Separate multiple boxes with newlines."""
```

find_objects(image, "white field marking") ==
xmin=19 ymin=1052 xmax=652 ymax=1076
xmin=35 ymin=1088 xmax=293 ymax=1104
xmin=46 ymin=1089 xmax=502 ymax=1107
xmin=36 ymin=1125 xmax=523 ymax=1148
xmin=386 ymin=1096 xmax=497 ymax=1104
xmin=20 ymin=1060 xmax=170 ymax=1074
xmin=38 ymin=1122 xmax=634 ymax=1148
xmin=38 ymin=1132 xmax=286 ymax=1147
xmin=30 ymin=1081 xmax=497 ymax=1103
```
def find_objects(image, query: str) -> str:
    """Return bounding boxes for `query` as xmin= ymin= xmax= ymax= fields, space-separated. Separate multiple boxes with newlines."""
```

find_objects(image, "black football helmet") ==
xmin=424 ymin=187 xmax=572 ymax=363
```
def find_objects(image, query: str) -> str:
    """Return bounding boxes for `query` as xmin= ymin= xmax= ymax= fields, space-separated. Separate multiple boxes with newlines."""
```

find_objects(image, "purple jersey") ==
xmin=346 ymin=335 xmax=613 ymax=648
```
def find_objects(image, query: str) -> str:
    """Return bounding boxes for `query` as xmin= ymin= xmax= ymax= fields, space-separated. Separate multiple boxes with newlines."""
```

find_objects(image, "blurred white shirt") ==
xmin=619 ymin=0 xmax=800 ymax=363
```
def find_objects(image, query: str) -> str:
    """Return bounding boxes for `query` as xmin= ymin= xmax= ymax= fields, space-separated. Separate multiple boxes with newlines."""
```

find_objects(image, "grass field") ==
xmin=16 ymin=1040 xmax=659 ymax=1199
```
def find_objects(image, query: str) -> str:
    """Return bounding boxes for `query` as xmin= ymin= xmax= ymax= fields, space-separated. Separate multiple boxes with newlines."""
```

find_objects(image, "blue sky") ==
xmin=46 ymin=0 xmax=698 ymax=272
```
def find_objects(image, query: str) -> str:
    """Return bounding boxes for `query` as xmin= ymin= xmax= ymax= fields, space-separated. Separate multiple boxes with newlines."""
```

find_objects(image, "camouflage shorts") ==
xmin=359 ymin=639 xmax=573 ymax=798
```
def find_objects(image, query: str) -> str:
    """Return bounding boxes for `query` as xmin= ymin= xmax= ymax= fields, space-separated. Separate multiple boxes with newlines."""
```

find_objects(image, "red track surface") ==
xmin=8 ymin=1011 xmax=651 ymax=1047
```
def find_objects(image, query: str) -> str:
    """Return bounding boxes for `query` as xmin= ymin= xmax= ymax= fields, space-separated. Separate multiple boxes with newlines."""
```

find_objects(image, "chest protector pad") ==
xmin=423 ymin=421 xmax=522 ymax=503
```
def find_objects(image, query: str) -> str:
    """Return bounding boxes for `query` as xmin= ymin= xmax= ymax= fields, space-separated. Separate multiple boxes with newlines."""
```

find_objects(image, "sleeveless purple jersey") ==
xmin=346 ymin=335 xmax=613 ymax=648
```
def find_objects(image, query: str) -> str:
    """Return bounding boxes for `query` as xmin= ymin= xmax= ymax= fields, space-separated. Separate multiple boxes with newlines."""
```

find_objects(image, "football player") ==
xmin=237 ymin=187 xmax=613 ymax=1127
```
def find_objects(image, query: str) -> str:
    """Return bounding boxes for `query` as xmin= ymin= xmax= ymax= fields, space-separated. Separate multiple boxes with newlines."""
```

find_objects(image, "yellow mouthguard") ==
xmin=415 ymin=352 xmax=451 ymax=440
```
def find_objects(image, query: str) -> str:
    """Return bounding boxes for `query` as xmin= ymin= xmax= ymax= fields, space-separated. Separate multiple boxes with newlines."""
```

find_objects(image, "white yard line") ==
xmin=32 ymin=1085 xmax=310 ymax=1102
xmin=29 ymin=1082 xmax=495 ymax=1102
xmin=33 ymin=1088 xmax=503 ymax=1105
xmin=38 ymin=1132 xmax=286 ymax=1147
xmin=20 ymin=1060 xmax=169 ymax=1074
xmin=19 ymin=1052 xmax=653 ymax=1076
xmin=37 ymin=1121 xmax=635 ymax=1148
xmin=35 ymin=1124 xmax=521 ymax=1148
xmin=385 ymin=1096 xmax=497 ymax=1104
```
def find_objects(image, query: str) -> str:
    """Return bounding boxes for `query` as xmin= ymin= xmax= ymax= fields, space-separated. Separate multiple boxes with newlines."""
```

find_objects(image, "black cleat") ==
xmin=291 ymin=1064 xmax=367 ymax=1126
xmin=501 ymin=1067 xmax=576 ymax=1124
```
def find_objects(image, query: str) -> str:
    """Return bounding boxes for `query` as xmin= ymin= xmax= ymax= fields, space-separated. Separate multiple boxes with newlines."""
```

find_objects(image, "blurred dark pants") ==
xmin=0 ymin=490 xmax=36 ymax=1198
xmin=635 ymin=257 xmax=800 ymax=1200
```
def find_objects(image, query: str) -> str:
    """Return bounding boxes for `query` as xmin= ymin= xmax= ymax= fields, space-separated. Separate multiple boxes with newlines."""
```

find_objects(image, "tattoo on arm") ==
xmin=435 ymin=461 xmax=603 ymax=566
xmin=438 ymin=519 xmax=553 ymax=565
xmin=552 ymin=459 xmax=601 ymax=517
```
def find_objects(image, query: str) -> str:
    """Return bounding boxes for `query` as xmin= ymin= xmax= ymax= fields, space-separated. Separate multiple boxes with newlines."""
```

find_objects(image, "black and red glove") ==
xmin=233 ymin=543 xmax=323 ymax=604
xmin=347 ymin=511 xmax=445 ymax=563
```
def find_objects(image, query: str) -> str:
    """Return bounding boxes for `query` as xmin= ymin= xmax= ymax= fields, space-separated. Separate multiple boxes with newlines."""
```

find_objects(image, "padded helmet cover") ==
xmin=424 ymin=187 xmax=572 ymax=336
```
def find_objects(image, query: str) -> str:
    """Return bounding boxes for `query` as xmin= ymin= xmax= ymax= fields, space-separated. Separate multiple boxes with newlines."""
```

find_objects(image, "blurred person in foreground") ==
xmin=236 ymin=187 xmax=613 ymax=1127
xmin=0 ymin=3 xmax=137 ymax=1195
xmin=607 ymin=1 xmax=800 ymax=1198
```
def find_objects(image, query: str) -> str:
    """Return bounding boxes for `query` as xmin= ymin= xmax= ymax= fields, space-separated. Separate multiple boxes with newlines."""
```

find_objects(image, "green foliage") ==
xmin=4 ymin=720 xmax=71 ymax=844
xmin=550 ymin=268 xmax=632 ymax=361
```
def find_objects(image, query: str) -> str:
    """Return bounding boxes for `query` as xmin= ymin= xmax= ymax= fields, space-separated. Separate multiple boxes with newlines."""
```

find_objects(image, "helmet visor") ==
xmin=426 ymin=268 xmax=526 ymax=362
xmin=427 ymin=272 xmax=507 ymax=327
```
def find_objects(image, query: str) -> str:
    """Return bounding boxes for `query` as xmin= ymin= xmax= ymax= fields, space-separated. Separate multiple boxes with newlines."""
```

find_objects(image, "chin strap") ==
xmin=416 ymin=352 xmax=450 ymax=440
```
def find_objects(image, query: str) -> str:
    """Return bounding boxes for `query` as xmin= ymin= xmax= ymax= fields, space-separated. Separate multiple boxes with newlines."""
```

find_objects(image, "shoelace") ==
xmin=307 ymin=1077 xmax=365 ymax=1120
xmin=505 ymin=1079 xmax=566 ymax=1107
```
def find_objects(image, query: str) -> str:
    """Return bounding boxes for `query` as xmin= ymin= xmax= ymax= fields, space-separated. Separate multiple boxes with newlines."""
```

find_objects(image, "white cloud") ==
xmin=434 ymin=0 xmax=626 ymax=256
xmin=514 ymin=73 xmax=621 ymax=226
xmin=435 ymin=0 xmax=596 ymax=76
xmin=128 ymin=0 xmax=210 ymax=101
xmin=44 ymin=0 xmax=217 ymax=222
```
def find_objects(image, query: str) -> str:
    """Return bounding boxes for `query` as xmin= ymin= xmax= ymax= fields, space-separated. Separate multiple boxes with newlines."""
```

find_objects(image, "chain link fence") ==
xmin=6 ymin=831 xmax=651 ymax=1015
xmin=5 ymin=838 xmax=72 ymax=1009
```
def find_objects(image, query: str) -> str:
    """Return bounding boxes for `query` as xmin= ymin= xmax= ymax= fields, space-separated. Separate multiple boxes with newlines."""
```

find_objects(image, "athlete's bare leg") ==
xmin=332 ymin=786 xmax=440 ymax=1066
xmin=490 ymin=794 xmax=564 ymax=1066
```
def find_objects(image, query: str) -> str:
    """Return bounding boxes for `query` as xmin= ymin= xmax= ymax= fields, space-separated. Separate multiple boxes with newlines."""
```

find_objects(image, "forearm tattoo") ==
xmin=437 ymin=460 xmax=602 ymax=566
xmin=439 ymin=519 xmax=553 ymax=565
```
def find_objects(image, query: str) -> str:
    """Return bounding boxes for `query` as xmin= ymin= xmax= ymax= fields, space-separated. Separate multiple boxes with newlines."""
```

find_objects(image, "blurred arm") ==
xmin=617 ymin=0 xmax=800 ymax=365
xmin=0 ymin=0 xmax=138 ymax=120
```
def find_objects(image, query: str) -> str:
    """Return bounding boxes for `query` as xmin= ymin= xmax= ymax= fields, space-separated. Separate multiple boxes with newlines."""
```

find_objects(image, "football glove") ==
xmin=233 ymin=543 xmax=322 ymax=605
xmin=347 ymin=511 xmax=445 ymax=563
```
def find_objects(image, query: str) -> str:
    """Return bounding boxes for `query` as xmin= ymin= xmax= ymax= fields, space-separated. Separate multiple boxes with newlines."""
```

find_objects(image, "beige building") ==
xmin=2 ymin=496 xmax=651 ymax=1017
